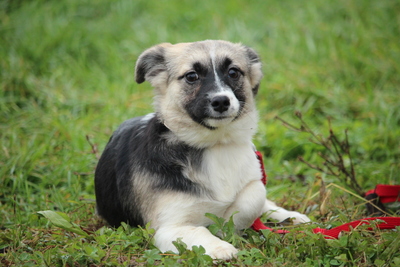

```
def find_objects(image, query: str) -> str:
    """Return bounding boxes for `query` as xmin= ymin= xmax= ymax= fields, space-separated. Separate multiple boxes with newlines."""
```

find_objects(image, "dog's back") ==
xmin=95 ymin=117 xmax=145 ymax=227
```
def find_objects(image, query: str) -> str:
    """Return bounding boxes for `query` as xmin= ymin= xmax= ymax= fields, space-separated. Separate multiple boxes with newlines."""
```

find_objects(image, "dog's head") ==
xmin=135 ymin=40 xmax=263 ymax=147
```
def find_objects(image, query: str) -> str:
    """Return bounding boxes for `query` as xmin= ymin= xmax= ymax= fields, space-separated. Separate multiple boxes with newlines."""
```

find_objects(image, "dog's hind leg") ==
xmin=154 ymin=225 xmax=238 ymax=260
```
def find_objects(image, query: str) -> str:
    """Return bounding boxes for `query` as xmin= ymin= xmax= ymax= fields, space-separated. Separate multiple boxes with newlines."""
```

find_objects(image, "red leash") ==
xmin=312 ymin=217 xmax=400 ymax=239
xmin=251 ymin=151 xmax=400 ymax=238
xmin=365 ymin=184 xmax=400 ymax=203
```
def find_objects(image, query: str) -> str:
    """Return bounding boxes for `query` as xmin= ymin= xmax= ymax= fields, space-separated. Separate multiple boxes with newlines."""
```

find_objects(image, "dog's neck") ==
xmin=158 ymin=111 xmax=258 ymax=149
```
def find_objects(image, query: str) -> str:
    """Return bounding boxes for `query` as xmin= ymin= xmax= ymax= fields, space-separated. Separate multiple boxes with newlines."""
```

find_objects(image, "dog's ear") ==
xmin=244 ymin=46 xmax=263 ymax=95
xmin=245 ymin=46 xmax=260 ymax=64
xmin=135 ymin=43 xmax=171 ymax=84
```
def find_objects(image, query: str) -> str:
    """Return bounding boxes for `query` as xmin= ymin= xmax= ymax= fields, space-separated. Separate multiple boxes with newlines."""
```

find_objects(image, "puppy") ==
xmin=94 ymin=40 xmax=310 ymax=260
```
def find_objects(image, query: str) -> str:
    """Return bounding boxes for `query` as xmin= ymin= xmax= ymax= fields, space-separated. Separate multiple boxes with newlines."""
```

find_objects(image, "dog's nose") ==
xmin=211 ymin=95 xmax=230 ymax=113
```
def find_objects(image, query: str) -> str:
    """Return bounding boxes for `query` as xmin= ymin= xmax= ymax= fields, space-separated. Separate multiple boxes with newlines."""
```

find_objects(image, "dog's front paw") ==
xmin=206 ymin=240 xmax=238 ymax=260
xmin=266 ymin=208 xmax=311 ymax=224
xmin=287 ymin=212 xmax=311 ymax=224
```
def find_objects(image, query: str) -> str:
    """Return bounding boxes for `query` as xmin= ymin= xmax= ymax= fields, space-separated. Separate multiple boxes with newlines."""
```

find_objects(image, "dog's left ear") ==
xmin=244 ymin=46 xmax=263 ymax=95
xmin=135 ymin=43 xmax=171 ymax=84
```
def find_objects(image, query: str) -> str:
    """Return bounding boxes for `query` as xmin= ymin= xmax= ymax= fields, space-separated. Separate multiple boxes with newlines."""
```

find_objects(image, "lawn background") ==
xmin=1 ymin=0 xmax=399 ymax=266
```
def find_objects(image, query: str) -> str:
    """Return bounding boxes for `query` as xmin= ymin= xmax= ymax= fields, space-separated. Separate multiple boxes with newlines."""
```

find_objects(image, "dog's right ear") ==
xmin=244 ymin=46 xmax=263 ymax=95
xmin=135 ymin=43 xmax=170 ymax=84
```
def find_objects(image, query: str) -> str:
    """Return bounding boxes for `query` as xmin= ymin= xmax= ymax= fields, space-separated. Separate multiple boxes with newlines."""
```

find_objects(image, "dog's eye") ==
xmin=185 ymin=71 xmax=199 ymax=83
xmin=228 ymin=68 xmax=240 ymax=80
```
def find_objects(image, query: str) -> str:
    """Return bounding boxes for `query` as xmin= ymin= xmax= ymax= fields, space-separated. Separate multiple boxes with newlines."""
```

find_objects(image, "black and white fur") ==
xmin=95 ymin=40 xmax=310 ymax=260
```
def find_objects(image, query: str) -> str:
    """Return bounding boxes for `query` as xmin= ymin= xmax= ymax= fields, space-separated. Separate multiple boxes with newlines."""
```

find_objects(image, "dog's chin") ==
xmin=203 ymin=116 xmax=235 ymax=129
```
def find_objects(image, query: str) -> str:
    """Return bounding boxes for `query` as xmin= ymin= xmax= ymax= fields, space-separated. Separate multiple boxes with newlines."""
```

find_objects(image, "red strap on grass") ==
xmin=365 ymin=184 xmax=400 ymax=203
xmin=312 ymin=217 xmax=400 ymax=239
xmin=251 ymin=218 xmax=290 ymax=234
xmin=251 ymin=151 xmax=400 ymax=238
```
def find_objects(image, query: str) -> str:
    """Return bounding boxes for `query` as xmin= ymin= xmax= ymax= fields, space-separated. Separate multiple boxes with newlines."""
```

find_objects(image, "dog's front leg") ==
xmin=154 ymin=225 xmax=238 ymax=260
xmin=223 ymin=180 xmax=267 ymax=230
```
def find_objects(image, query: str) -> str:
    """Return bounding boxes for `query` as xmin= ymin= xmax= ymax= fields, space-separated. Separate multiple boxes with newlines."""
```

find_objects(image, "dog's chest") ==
xmin=193 ymin=144 xmax=262 ymax=202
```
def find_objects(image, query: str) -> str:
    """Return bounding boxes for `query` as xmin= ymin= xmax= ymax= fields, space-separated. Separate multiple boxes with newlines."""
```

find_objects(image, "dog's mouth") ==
xmin=202 ymin=115 xmax=236 ymax=130
xmin=207 ymin=115 xmax=231 ymax=120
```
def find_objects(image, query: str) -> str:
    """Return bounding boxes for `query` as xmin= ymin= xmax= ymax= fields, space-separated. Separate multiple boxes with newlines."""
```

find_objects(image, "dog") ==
xmin=94 ymin=40 xmax=310 ymax=260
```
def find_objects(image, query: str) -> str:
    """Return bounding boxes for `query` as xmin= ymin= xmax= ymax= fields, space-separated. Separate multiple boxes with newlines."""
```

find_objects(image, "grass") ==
xmin=1 ymin=0 xmax=399 ymax=266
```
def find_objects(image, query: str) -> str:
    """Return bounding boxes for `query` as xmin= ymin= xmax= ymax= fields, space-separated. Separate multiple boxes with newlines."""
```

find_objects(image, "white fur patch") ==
xmin=140 ymin=112 xmax=155 ymax=123
xmin=209 ymin=46 xmax=224 ymax=91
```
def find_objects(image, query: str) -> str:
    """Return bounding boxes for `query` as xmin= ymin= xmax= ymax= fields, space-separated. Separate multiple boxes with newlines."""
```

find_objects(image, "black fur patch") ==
xmin=221 ymin=57 xmax=233 ymax=72
xmin=193 ymin=62 xmax=208 ymax=77
xmin=184 ymin=71 xmax=217 ymax=128
xmin=95 ymin=114 xmax=204 ymax=227
xmin=252 ymin=84 xmax=260 ymax=95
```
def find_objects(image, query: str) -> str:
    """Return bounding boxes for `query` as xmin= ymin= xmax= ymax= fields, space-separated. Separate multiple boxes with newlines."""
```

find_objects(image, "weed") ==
xmin=276 ymin=112 xmax=363 ymax=196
